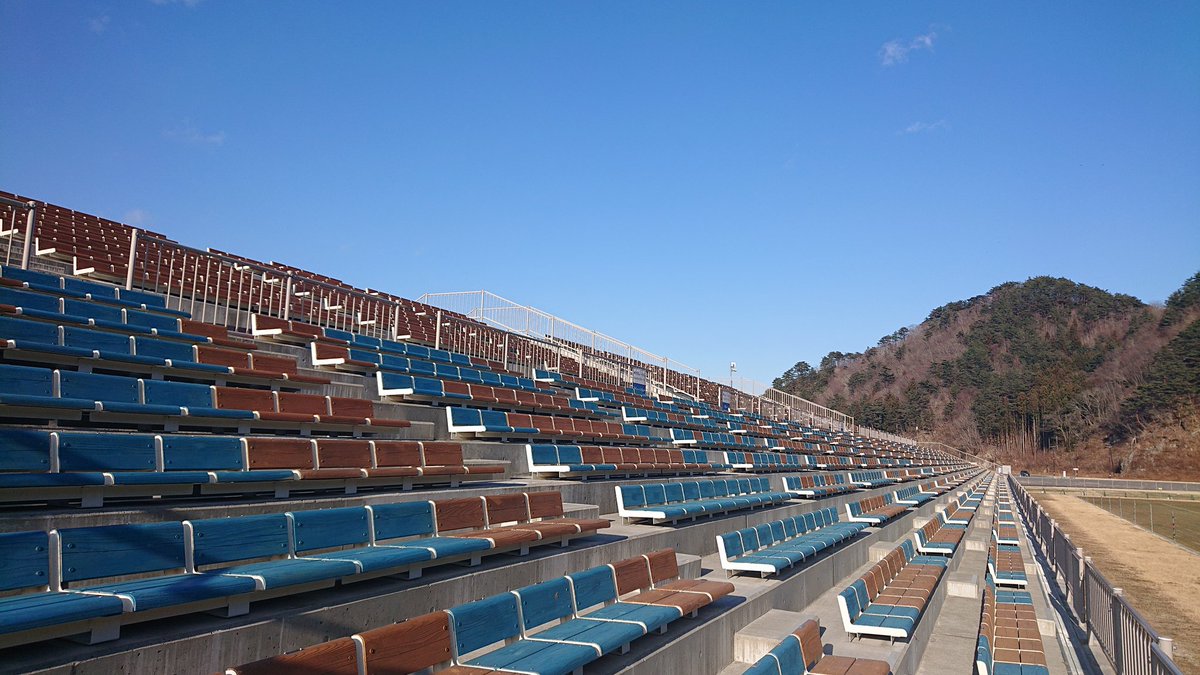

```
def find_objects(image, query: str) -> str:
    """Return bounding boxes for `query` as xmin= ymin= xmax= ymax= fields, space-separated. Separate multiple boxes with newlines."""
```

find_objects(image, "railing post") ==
xmin=124 ymin=228 xmax=139 ymax=289
xmin=1159 ymin=636 xmax=1174 ymax=661
xmin=282 ymin=274 xmax=293 ymax=320
xmin=503 ymin=333 xmax=509 ymax=371
xmin=434 ymin=309 xmax=442 ymax=349
xmin=1112 ymin=587 xmax=1124 ymax=673
xmin=391 ymin=304 xmax=401 ymax=341
xmin=20 ymin=203 xmax=36 ymax=269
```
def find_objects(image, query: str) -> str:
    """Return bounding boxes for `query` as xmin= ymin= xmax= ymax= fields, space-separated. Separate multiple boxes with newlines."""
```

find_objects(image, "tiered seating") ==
xmin=0 ymin=364 xmax=405 ymax=433
xmin=221 ymin=549 xmax=732 ymax=675
xmin=0 ymin=431 xmax=502 ymax=506
xmin=716 ymin=507 xmax=868 ymax=577
xmin=0 ymin=265 xmax=185 ymax=316
xmin=837 ymin=541 xmax=948 ymax=641
xmin=975 ymin=577 xmax=1048 ymax=675
xmin=913 ymin=509 xmax=966 ymax=555
xmin=447 ymin=406 xmax=662 ymax=444
xmin=993 ymin=511 xmax=1021 ymax=546
xmin=0 ymin=491 xmax=606 ymax=648
xmin=783 ymin=473 xmax=855 ymax=498
xmin=893 ymin=485 xmax=935 ymax=507
xmin=616 ymin=477 xmax=790 ymax=524
xmin=725 ymin=451 xmax=816 ymax=471
xmin=845 ymin=493 xmax=908 ymax=525
xmin=850 ymin=470 xmax=896 ymax=488
xmin=743 ymin=619 xmax=891 ymax=675
xmin=988 ymin=542 xmax=1027 ymax=589
xmin=525 ymin=443 xmax=729 ymax=479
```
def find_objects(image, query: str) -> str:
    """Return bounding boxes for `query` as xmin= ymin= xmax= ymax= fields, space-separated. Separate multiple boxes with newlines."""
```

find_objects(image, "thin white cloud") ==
xmin=900 ymin=119 xmax=949 ymax=135
xmin=124 ymin=209 xmax=152 ymax=226
xmin=88 ymin=15 xmax=111 ymax=34
xmin=164 ymin=122 xmax=226 ymax=146
xmin=880 ymin=27 xmax=941 ymax=66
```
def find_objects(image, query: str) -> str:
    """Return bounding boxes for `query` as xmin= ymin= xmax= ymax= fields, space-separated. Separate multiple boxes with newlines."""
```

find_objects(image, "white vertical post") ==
xmin=503 ymin=333 xmax=509 ymax=371
xmin=283 ymin=274 xmax=293 ymax=321
xmin=434 ymin=309 xmax=442 ymax=349
xmin=20 ymin=204 xmax=35 ymax=269
xmin=124 ymin=228 xmax=139 ymax=289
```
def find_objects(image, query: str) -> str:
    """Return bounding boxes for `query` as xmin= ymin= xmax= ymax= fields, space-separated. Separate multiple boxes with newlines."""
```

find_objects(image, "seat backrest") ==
xmin=371 ymin=501 xmax=435 ymax=541
xmin=215 ymin=386 xmax=274 ymax=411
xmin=422 ymin=442 xmax=464 ymax=468
xmin=277 ymin=391 xmax=327 ymax=415
xmin=643 ymin=483 xmax=667 ymax=506
xmin=619 ymin=485 xmax=646 ymax=508
xmin=190 ymin=513 xmax=290 ymax=566
xmin=60 ymin=370 xmax=139 ymax=403
xmin=59 ymin=522 xmax=187 ymax=582
xmin=315 ymin=439 xmax=370 ymax=469
xmin=162 ymin=435 xmax=243 ymax=471
xmin=485 ymin=494 xmax=528 ymax=526
xmin=0 ymin=428 xmax=51 ymax=471
xmin=569 ymin=565 xmax=617 ymax=611
xmin=292 ymin=506 xmax=371 ymax=553
xmin=644 ymin=549 xmax=679 ymax=584
xmin=0 ymin=531 xmax=51 ymax=592
xmin=435 ymin=497 xmax=486 ymax=532
xmin=447 ymin=593 xmax=520 ymax=657
xmin=527 ymin=491 xmax=564 ymax=520
xmin=610 ymin=555 xmax=652 ymax=595
xmin=770 ymin=633 xmax=805 ymax=675
xmin=357 ymin=612 xmax=452 ymax=675
xmin=57 ymin=431 xmax=156 ymax=472
xmin=245 ymin=437 xmax=315 ymax=470
xmin=720 ymin=532 xmax=745 ymax=559
xmin=516 ymin=576 xmax=574 ymax=630
xmin=372 ymin=440 xmax=422 ymax=468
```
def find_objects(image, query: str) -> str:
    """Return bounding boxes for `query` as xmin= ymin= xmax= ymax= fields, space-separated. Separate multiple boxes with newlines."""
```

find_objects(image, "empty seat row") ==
xmin=616 ymin=477 xmax=791 ymax=524
xmin=0 ymin=429 xmax=497 ymax=506
xmin=837 ymin=541 xmax=949 ymax=641
xmin=893 ymin=485 xmax=936 ymax=507
xmin=0 ymin=264 xmax=182 ymax=315
xmin=743 ymin=618 xmax=890 ymax=675
xmin=526 ymin=443 xmax=731 ymax=479
xmin=447 ymin=406 xmax=661 ymax=444
xmin=988 ymin=542 xmax=1028 ymax=589
xmin=0 ymin=491 xmax=604 ymax=649
xmin=845 ymin=493 xmax=909 ymax=525
xmin=783 ymin=473 xmax=855 ymax=498
xmin=716 ymin=507 xmax=869 ymax=577
xmin=0 ymin=364 xmax=403 ymax=433
xmin=913 ymin=509 xmax=966 ymax=555
xmin=850 ymin=470 xmax=896 ymax=488
xmin=670 ymin=427 xmax=763 ymax=450
xmin=976 ymin=575 xmax=1048 ymax=675
xmin=379 ymin=372 xmax=615 ymax=418
xmin=726 ymin=451 xmax=819 ymax=471
xmin=224 ymin=549 xmax=731 ymax=675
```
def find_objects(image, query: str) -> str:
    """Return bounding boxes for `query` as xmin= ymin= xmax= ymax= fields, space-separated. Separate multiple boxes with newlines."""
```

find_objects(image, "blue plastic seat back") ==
xmin=698 ymin=481 xmax=716 ymax=499
xmin=0 ymin=363 xmax=55 ymax=396
xmin=900 ymin=540 xmax=916 ymax=561
xmin=351 ymin=348 xmax=383 ymax=365
xmin=1 ymin=265 xmax=61 ymax=286
xmin=449 ymin=593 xmax=520 ymax=656
xmin=0 ymin=428 xmax=52 ymax=471
xmin=63 ymin=277 xmax=117 ymax=299
xmin=619 ymin=485 xmax=646 ymax=508
xmin=143 ymin=380 xmax=212 ymax=408
xmin=480 ymin=410 xmax=510 ymax=429
xmin=769 ymin=521 xmax=787 ymax=542
xmin=770 ymin=634 xmax=804 ymax=675
xmin=499 ymin=374 xmax=520 ymax=389
xmin=663 ymin=483 xmax=685 ymax=503
xmin=643 ymin=483 xmax=667 ymax=507
xmin=59 ymin=522 xmax=186 ymax=582
xmin=126 ymin=309 xmax=177 ymax=331
xmin=292 ymin=507 xmax=371 ymax=553
xmin=720 ymin=532 xmax=744 ymax=558
xmin=529 ymin=445 xmax=560 ymax=466
xmin=741 ymin=527 xmax=761 ymax=551
xmin=63 ymin=298 xmax=123 ymax=323
xmin=802 ymin=513 xmax=818 ymax=531
xmin=414 ymin=377 xmax=448 ymax=397
xmin=682 ymin=482 xmax=702 ymax=501
xmin=59 ymin=371 xmax=138 ymax=403
xmin=517 ymin=577 xmax=573 ymax=630
xmin=379 ymin=371 xmax=413 ymax=391
xmin=556 ymin=445 xmax=584 ymax=464
xmin=458 ymin=368 xmax=483 ymax=385
xmin=0 ymin=286 xmax=60 ymax=312
xmin=754 ymin=524 xmax=774 ymax=546
xmin=408 ymin=360 xmax=436 ymax=377
xmin=57 ymin=432 xmax=156 ymax=471
xmin=134 ymin=337 xmax=194 ymax=361
xmin=404 ymin=344 xmax=429 ymax=359
xmin=449 ymin=407 xmax=481 ymax=427
xmin=433 ymin=363 xmax=460 ymax=381
xmin=569 ymin=565 xmax=617 ymax=611
xmin=64 ymin=326 xmax=130 ymax=354
xmin=162 ymin=435 xmax=244 ymax=471
xmin=0 ymin=531 xmax=51 ymax=591
xmin=782 ymin=518 xmax=798 ymax=538
xmin=0 ymin=315 xmax=59 ymax=342
xmin=191 ymin=514 xmax=290 ymax=566
xmin=479 ymin=371 xmax=502 ymax=386
xmin=839 ymin=586 xmax=862 ymax=622
xmin=119 ymin=288 xmax=167 ymax=309
xmin=371 ymin=501 xmax=436 ymax=541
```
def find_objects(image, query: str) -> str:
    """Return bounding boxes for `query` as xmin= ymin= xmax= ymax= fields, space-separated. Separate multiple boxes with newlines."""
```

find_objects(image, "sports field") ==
xmin=1035 ymin=493 xmax=1200 ymax=674
xmin=1076 ymin=495 xmax=1200 ymax=554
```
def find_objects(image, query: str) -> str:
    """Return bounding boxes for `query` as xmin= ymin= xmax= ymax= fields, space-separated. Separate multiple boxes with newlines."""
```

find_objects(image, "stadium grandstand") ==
xmin=0 ymin=190 xmax=1183 ymax=675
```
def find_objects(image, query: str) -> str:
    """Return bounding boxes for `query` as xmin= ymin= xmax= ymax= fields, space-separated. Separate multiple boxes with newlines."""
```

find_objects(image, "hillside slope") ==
xmin=774 ymin=273 xmax=1200 ymax=476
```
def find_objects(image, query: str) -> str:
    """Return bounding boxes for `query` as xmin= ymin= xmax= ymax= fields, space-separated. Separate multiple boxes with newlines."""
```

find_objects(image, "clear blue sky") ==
xmin=3 ymin=1 xmax=1198 ymax=387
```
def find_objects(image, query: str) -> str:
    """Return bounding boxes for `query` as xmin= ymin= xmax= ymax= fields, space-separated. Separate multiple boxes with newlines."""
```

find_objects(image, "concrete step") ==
xmin=733 ymin=608 xmax=809 ymax=666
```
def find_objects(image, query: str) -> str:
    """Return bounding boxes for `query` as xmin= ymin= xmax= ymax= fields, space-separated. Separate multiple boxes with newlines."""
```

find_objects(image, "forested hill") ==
xmin=774 ymin=273 xmax=1200 ymax=474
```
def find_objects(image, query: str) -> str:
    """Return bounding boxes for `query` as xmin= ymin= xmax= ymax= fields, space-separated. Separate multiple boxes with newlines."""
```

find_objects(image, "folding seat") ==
xmin=57 ymin=522 xmax=256 ymax=612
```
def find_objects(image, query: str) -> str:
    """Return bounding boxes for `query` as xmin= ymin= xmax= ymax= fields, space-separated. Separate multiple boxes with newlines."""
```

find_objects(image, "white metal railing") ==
xmin=1012 ymin=478 xmax=1182 ymax=675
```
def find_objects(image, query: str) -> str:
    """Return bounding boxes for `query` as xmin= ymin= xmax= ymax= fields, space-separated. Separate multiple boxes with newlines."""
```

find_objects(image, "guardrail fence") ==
xmin=1010 ymin=478 xmax=1182 ymax=675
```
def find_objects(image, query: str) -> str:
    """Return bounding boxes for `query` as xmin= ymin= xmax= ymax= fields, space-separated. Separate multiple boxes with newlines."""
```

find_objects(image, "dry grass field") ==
xmin=1035 ymin=493 xmax=1200 ymax=674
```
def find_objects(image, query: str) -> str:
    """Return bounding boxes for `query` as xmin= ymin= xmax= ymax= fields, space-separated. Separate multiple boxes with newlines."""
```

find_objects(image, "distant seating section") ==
xmin=0 ymin=364 xmax=404 ymax=433
xmin=0 ymin=430 xmax=501 ymax=506
xmin=894 ymin=485 xmax=935 ymax=507
xmin=526 ymin=443 xmax=730 ymax=479
xmin=837 ymin=541 xmax=948 ymax=641
xmin=717 ymin=507 xmax=868 ymax=577
xmin=743 ymin=618 xmax=891 ymax=675
xmin=988 ymin=542 xmax=1027 ymax=589
xmin=0 ymin=491 xmax=606 ymax=648
xmin=784 ymin=473 xmax=854 ymax=498
xmin=845 ymin=493 xmax=908 ymax=525
xmin=913 ymin=510 xmax=965 ymax=556
xmin=222 ymin=549 xmax=732 ymax=675
xmin=976 ymin=576 xmax=1048 ymax=675
xmin=725 ymin=451 xmax=816 ymax=471
xmin=447 ymin=406 xmax=662 ymax=444
xmin=616 ymin=477 xmax=791 ymax=524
